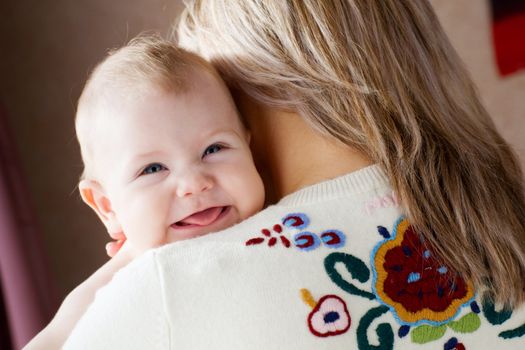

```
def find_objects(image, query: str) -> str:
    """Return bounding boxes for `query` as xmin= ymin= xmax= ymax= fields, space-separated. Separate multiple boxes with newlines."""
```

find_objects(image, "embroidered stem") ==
xmin=356 ymin=306 xmax=394 ymax=350
xmin=499 ymin=323 xmax=525 ymax=339
xmin=324 ymin=252 xmax=375 ymax=300
xmin=300 ymin=289 xmax=317 ymax=309
xmin=481 ymin=296 xmax=512 ymax=325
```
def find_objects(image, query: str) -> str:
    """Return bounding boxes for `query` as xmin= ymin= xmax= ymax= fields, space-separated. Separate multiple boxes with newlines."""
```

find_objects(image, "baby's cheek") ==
xmin=118 ymin=198 xmax=165 ymax=251
xmin=246 ymin=161 xmax=265 ymax=205
xmin=230 ymin=164 xmax=265 ymax=218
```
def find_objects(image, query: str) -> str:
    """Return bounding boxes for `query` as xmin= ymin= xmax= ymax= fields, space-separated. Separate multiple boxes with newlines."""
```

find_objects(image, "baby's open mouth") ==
xmin=172 ymin=206 xmax=229 ymax=228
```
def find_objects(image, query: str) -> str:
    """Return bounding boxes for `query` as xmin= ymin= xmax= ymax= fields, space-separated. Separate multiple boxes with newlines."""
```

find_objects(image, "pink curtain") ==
xmin=0 ymin=104 xmax=57 ymax=349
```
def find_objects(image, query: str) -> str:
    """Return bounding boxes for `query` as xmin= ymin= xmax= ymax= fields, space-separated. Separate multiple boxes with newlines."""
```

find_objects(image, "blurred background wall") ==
xmin=0 ymin=1 xmax=183 ymax=347
xmin=0 ymin=0 xmax=523 ymax=347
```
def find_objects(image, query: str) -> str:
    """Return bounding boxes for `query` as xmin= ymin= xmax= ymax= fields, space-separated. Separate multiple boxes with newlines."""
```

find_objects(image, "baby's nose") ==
xmin=175 ymin=171 xmax=213 ymax=198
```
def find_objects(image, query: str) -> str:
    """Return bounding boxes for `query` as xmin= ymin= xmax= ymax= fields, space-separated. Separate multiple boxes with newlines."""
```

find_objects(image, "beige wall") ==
xmin=0 ymin=0 xmax=523 ymax=302
xmin=430 ymin=0 xmax=525 ymax=165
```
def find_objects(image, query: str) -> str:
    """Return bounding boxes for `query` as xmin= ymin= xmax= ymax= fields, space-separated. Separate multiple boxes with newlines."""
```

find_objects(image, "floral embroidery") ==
xmin=320 ymin=217 xmax=524 ymax=348
xmin=245 ymin=213 xmax=347 ymax=251
xmin=398 ymin=325 xmax=410 ymax=338
xmin=300 ymin=289 xmax=351 ymax=337
xmin=410 ymin=311 xmax=480 ymax=344
xmin=364 ymin=191 xmax=399 ymax=215
xmin=246 ymin=212 xmax=525 ymax=348
xmin=320 ymin=230 xmax=346 ymax=249
xmin=247 ymin=213 xmax=525 ymax=350
xmin=443 ymin=337 xmax=466 ymax=350
xmin=245 ymin=223 xmax=291 ymax=248
xmin=294 ymin=230 xmax=347 ymax=251
xmin=371 ymin=217 xmax=474 ymax=326
xmin=294 ymin=232 xmax=321 ymax=251
xmin=482 ymin=295 xmax=525 ymax=339
xmin=283 ymin=213 xmax=310 ymax=229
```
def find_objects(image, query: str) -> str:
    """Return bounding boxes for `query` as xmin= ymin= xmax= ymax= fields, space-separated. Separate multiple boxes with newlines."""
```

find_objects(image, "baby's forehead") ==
xmin=79 ymin=68 xmax=243 ymax=147
xmin=76 ymin=37 xmax=244 ymax=179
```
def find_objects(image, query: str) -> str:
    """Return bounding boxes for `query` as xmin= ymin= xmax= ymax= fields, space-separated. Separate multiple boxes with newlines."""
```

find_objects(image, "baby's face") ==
xmin=93 ymin=69 xmax=264 ymax=253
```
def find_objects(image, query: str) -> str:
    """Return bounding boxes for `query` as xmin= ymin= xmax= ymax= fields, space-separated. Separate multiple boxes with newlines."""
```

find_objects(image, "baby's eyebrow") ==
xmin=126 ymin=151 xmax=165 ymax=165
xmin=205 ymin=129 xmax=244 ymax=140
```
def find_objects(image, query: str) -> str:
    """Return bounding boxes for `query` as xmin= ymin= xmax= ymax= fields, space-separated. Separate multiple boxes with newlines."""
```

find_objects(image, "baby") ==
xmin=76 ymin=35 xmax=265 ymax=255
xmin=24 ymin=35 xmax=264 ymax=349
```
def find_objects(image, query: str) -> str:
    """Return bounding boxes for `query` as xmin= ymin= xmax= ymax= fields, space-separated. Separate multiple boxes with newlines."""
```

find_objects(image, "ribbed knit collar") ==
xmin=276 ymin=164 xmax=389 ymax=206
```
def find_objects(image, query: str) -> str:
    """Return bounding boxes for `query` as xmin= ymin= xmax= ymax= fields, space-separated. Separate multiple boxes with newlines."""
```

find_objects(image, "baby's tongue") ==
xmin=178 ymin=207 xmax=223 ymax=226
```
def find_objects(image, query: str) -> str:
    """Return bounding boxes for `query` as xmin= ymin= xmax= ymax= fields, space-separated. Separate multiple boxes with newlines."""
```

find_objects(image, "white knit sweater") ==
xmin=64 ymin=165 xmax=525 ymax=349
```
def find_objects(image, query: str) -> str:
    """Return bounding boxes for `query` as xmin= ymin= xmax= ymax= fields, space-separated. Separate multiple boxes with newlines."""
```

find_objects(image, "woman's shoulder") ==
xmin=111 ymin=183 xmax=525 ymax=349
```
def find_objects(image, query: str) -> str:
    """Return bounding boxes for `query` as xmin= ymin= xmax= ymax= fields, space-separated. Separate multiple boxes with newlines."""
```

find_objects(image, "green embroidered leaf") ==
xmin=324 ymin=252 xmax=375 ymax=300
xmin=447 ymin=312 xmax=481 ymax=333
xmin=410 ymin=324 xmax=447 ymax=344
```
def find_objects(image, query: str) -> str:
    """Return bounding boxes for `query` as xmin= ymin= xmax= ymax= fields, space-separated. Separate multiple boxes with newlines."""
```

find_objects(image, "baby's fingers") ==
xmin=105 ymin=238 xmax=125 ymax=258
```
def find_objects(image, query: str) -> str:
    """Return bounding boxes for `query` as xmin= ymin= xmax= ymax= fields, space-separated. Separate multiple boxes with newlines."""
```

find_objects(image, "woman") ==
xmin=48 ymin=1 xmax=525 ymax=349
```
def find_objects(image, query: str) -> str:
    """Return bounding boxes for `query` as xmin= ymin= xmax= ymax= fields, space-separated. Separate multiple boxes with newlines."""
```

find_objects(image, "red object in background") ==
xmin=491 ymin=0 xmax=525 ymax=76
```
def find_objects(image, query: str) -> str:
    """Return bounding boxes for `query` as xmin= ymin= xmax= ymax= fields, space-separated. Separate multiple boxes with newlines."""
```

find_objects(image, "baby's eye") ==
xmin=140 ymin=163 xmax=167 ymax=175
xmin=202 ymin=143 xmax=224 ymax=157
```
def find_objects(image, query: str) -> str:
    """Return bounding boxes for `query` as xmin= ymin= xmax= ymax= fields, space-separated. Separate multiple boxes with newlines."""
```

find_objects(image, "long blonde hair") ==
xmin=177 ymin=0 xmax=525 ymax=306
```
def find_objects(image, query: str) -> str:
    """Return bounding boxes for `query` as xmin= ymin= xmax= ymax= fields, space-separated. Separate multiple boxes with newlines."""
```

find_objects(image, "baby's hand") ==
xmin=105 ymin=231 xmax=126 ymax=258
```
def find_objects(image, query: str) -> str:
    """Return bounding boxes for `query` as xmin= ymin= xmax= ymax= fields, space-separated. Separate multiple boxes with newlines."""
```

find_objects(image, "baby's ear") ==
xmin=78 ymin=180 xmax=122 ymax=235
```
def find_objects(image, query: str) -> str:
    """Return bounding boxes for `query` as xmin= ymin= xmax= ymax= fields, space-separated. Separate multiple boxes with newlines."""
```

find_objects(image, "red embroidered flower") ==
xmin=308 ymin=295 xmax=351 ymax=337
xmin=373 ymin=218 xmax=474 ymax=325
xmin=245 ymin=224 xmax=291 ymax=248
xmin=245 ymin=213 xmax=308 ymax=248
xmin=301 ymin=289 xmax=351 ymax=338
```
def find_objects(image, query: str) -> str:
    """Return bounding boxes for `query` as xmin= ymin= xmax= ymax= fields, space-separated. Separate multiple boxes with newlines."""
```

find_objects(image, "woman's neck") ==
xmin=245 ymin=106 xmax=372 ymax=204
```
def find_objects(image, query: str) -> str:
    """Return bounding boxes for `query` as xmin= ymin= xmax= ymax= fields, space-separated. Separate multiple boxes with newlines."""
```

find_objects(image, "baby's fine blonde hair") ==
xmin=76 ymin=35 xmax=215 ymax=179
xmin=178 ymin=0 xmax=525 ymax=306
